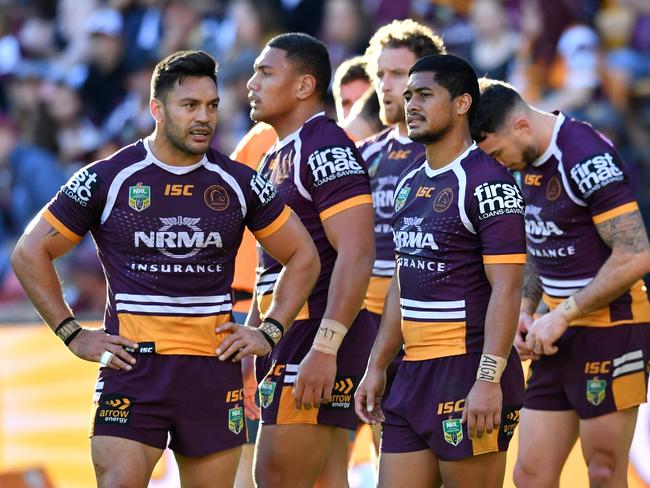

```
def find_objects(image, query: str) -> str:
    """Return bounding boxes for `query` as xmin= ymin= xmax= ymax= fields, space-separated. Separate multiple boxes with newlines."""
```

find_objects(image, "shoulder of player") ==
xmin=300 ymin=115 xmax=355 ymax=148
xmin=356 ymin=127 xmax=393 ymax=151
xmin=556 ymin=116 xmax=619 ymax=169
xmin=79 ymin=141 xmax=148 ymax=182
xmin=462 ymin=147 xmax=512 ymax=181
xmin=205 ymin=148 xmax=259 ymax=182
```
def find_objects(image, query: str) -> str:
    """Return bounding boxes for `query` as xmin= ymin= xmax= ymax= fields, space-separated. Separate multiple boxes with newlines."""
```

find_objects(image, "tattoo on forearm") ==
xmin=522 ymin=256 xmax=543 ymax=306
xmin=596 ymin=210 xmax=649 ymax=253
xmin=45 ymin=226 xmax=60 ymax=238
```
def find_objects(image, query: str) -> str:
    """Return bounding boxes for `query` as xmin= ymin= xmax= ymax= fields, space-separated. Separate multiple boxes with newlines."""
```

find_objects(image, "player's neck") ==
xmin=271 ymin=102 xmax=325 ymax=140
xmin=148 ymin=129 xmax=205 ymax=167
xmin=395 ymin=121 xmax=408 ymax=137
xmin=425 ymin=130 xmax=473 ymax=171
xmin=530 ymin=109 xmax=557 ymax=157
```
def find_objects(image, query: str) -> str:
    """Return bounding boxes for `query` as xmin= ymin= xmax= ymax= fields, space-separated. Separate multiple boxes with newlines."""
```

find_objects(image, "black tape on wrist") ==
xmin=55 ymin=317 xmax=81 ymax=346
xmin=259 ymin=329 xmax=276 ymax=349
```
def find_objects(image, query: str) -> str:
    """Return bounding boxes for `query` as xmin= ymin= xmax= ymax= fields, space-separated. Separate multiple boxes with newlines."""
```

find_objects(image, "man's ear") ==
xmin=296 ymin=74 xmax=317 ymax=101
xmin=512 ymin=114 xmax=532 ymax=134
xmin=150 ymin=98 xmax=164 ymax=122
xmin=456 ymin=93 xmax=472 ymax=117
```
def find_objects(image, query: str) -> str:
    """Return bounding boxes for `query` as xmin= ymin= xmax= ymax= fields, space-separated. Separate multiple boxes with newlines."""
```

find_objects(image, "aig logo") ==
xmin=63 ymin=169 xmax=99 ymax=207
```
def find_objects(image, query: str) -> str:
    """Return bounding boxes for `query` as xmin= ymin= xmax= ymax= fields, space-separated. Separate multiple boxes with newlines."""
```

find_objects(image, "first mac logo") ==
xmin=63 ymin=169 xmax=100 ymax=207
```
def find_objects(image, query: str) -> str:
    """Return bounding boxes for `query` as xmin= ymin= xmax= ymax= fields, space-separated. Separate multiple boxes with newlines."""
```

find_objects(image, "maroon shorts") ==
xmin=258 ymin=310 xmax=375 ymax=431
xmin=524 ymin=324 xmax=650 ymax=419
xmin=91 ymin=353 xmax=246 ymax=457
xmin=381 ymin=350 xmax=524 ymax=461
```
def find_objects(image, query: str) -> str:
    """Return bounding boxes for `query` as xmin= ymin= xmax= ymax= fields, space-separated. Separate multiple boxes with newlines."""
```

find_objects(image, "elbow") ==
xmin=10 ymin=239 xmax=33 ymax=280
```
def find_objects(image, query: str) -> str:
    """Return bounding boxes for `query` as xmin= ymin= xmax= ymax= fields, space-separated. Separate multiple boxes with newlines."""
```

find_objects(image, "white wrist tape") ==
xmin=312 ymin=318 xmax=348 ymax=356
xmin=557 ymin=295 xmax=582 ymax=322
xmin=476 ymin=354 xmax=507 ymax=383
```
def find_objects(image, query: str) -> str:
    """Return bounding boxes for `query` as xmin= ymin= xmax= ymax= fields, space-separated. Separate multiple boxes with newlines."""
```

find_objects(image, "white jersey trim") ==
xmin=115 ymin=293 xmax=230 ymax=304
xmin=116 ymin=303 xmax=233 ymax=314
xmin=101 ymin=160 xmax=152 ymax=224
xmin=532 ymin=113 xmax=564 ymax=167
xmin=143 ymin=138 xmax=208 ymax=174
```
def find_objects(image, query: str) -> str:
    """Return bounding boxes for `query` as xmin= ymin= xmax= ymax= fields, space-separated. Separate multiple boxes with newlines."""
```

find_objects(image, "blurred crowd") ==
xmin=0 ymin=0 xmax=649 ymax=321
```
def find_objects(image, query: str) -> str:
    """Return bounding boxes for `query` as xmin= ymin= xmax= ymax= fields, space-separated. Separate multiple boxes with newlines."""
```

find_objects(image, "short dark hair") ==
xmin=408 ymin=54 xmax=479 ymax=125
xmin=471 ymin=78 xmax=525 ymax=142
xmin=151 ymin=50 xmax=218 ymax=100
xmin=365 ymin=19 xmax=445 ymax=83
xmin=268 ymin=32 xmax=331 ymax=101
xmin=332 ymin=55 xmax=370 ymax=99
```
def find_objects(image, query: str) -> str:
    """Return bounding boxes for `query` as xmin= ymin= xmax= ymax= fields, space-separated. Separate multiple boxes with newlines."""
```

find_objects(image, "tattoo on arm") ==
xmin=522 ymin=254 xmax=543 ymax=307
xmin=596 ymin=210 xmax=650 ymax=253
xmin=46 ymin=226 xmax=60 ymax=238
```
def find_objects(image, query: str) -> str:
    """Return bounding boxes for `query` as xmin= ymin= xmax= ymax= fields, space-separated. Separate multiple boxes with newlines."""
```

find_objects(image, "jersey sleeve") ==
xmin=563 ymin=129 xmax=638 ymax=224
xmin=301 ymin=136 xmax=372 ymax=221
xmin=246 ymin=170 xmax=291 ymax=240
xmin=42 ymin=165 xmax=105 ymax=243
xmin=468 ymin=174 xmax=527 ymax=265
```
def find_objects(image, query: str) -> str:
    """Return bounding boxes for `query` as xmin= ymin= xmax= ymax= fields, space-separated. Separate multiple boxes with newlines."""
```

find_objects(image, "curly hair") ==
xmin=364 ymin=19 xmax=446 ymax=83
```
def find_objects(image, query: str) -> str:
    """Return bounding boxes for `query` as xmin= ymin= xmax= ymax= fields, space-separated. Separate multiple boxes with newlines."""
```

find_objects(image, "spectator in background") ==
xmin=103 ymin=61 xmax=156 ymax=146
xmin=42 ymin=81 xmax=102 ymax=169
xmin=0 ymin=116 xmax=65 ymax=244
xmin=468 ymin=0 xmax=519 ymax=81
xmin=117 ymin=0 xmax=165 ymax=72
xmin=332 ymin=55 xmax=372 ymax=122
xmin=79 ymin=8 xmax=128 ymax=125
xmin=321 ymin=0 xmax=370 ymax=69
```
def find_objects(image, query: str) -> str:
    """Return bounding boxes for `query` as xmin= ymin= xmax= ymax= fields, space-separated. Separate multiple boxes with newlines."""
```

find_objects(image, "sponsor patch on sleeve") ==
xmin=250 ymin=173 xmax=277 ymax=205
xmin=306 ymin=145 xmax=366 ymax=187
xmin=569 ymin=152 xmax=624 ymax=198
xmin=473 ymin=180 xmax=524 ymax=220
xmin=62 ymin=168 xmax=100 ymax=207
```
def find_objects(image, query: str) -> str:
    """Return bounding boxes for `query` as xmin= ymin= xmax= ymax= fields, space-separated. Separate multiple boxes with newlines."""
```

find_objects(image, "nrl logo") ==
xmin=442 ymin=418 xmax=463 ymax=446
xmin=129 ymin=183 xmax=151 ymax=212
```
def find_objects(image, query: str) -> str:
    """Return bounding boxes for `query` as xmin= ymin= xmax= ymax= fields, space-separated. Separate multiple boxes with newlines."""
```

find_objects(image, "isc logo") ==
xmin=226 ymin=388 xmax=244 ymax=402
xmin=164 ymin=184 xmax=193 ymax=196
xmin=524 ymin=174 xmax=542 ymax=186
xmin=584 ymin=361 xmax=611 ymax=375
xmin=416 ymin=186 xmax=434 ymax=198
xmin=437 ymin=399 xmax=465 ymax=415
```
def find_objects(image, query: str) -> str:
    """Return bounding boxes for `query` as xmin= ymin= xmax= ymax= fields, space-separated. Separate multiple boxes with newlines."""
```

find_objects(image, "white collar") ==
xmin=532 ymin=112 xmax=564 ymax=167
xmin=143 ymin=138 xmax=207 ymax=175
xmin=424 ymin=142 xmax=477 ymax=178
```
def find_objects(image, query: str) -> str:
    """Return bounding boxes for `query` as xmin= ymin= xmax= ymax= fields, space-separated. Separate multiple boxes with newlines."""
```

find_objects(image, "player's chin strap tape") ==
xmin=258 ymin=317 xmax=285 ymax=349
xmin=55 ymin=317 xmax=82 ymax=346
xmin=311 ymin=318 xmax=348 ymax=356
xmin=476 ymin=354 xmax=507 ymax=383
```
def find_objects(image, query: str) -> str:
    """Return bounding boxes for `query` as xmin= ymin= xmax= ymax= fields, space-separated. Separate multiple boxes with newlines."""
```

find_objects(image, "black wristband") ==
xmin=258 ymin=329 xmax=276 ymax=350
xmin=262 ymin=317 xmax=285 ymax=335
xmin=64 ymin=327 xmax=82 ymax=346
xmin=258 ymin=317 xmax=285 ymax=349
xmin=55 ymin=317 xmax=81 ymax=346
xmin=55 ymin=317 xmax=76 ymax=334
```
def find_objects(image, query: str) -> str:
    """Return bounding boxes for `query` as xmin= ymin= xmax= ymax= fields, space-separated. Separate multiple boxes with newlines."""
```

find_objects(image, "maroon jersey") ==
xmin=255 ymin=112 xmax=372 ymax=320
xmin=44 ymin=139 xmax=289 ymax=356
xmin=520 ymin=113 xmax=650 ymax=326
xmin=357 ymin=127 xmax=425 ymax=314
xmin=393 ymin=145 xmax=526 ymax=360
